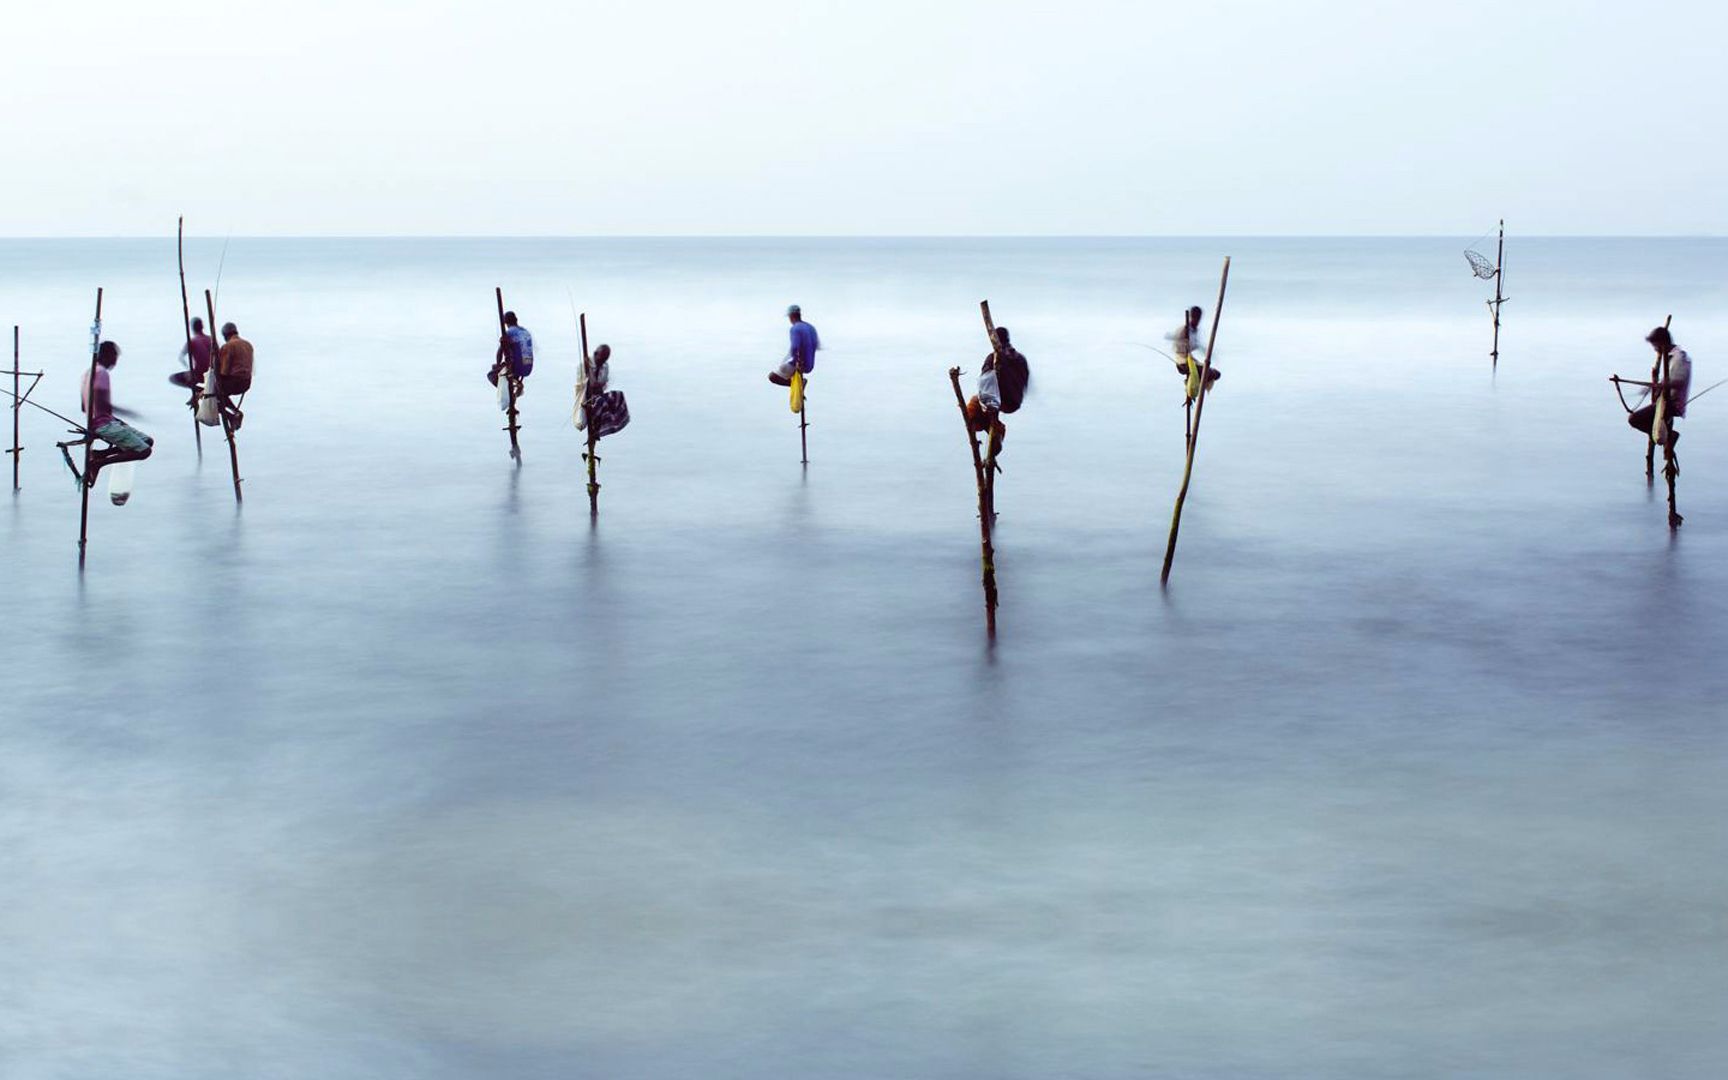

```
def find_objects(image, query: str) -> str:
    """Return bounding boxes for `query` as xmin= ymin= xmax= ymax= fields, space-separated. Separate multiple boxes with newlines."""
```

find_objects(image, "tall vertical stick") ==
xmin=949 ymin=366 xmax=997 ymax=638
xmin=1646 ymin=314 xmax=1671 ymax=483
xmin=1161 ymin=257 xmax=1231 ymax=586
xmin=496 ymin=287 xmax=520 ymax=460
xmin=1490 ymin=219 xmax=1504 ymax=370
xmin=1660 ymin=321 xmax=1681 ymax=529
xmin=11 ymin=326 xmax=19 ymax=492
xmin=78 ymin=289 xmax=103 ymax=560
xmin=204 ymin=290 xmax=242 ymax=502
xmin=178 ymin=217 xmax=202 ymax=457
xmin=798 ymin=384 xmax=808 ymax=465
xmin=579 ymin=312 xmax=600 ymax=516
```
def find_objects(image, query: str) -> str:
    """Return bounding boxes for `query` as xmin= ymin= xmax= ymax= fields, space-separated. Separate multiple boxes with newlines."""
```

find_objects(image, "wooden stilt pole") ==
xmin=579 ymin=313 xmax=600 ymax=516
xmin=1646 ymin=314 xmax=1671 ymax=484
xmin=78 ymin=289 xmax=103 ymax=561
xmin=178 ymin=217 xmax=202 ymax=457
xmin=204 ymin=290 xmax=242 ymax=502
xmin=798 ymin=387 xmax=808 ymax=465
xmin=1660 ymin=319 xmax=1681 ymax=529
xmin=1161 ymin=257 xmax=1231 ymax=586
xmin=10 ymin=326 xmax=18 ymax=492
xmin=949 ymin=366 xmax=997 ymax=638
xmin=1490 ymin=219 xmax=1504 ymax=370
xmin=496 ymin=287 xmax=521 ymax=460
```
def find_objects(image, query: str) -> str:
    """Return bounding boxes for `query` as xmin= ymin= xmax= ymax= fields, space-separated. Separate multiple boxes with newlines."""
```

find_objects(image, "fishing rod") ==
xmin=1 ymin=385 xmax=88 ymax=431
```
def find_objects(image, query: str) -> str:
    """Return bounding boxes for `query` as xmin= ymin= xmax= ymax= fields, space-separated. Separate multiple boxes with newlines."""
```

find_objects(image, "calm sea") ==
xmin=2 ymin=237 xmax=1726 ymax=1079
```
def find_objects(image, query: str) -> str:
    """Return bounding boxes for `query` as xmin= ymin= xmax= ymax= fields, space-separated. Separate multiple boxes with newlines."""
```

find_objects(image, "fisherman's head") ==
xmin=786 ymin=304 xmax=802 ymax=324
xmin=1647 ymin=326 xmax=1673 ymax=353
xmin=993 ymin=326 xmax=1011 ymax=347
xmin=1188 ymin=305 xmax=1203 ymax=329
xmin=503 ymin=311 xmax=519 ymax=328
xmin=594 ymin=344 xmax=611 ymax=363
xmin=221 ymin=322 xmax=238 ymax=341
xmin=97 ymin=341 xmax=120 ymax=368
xmin=191 ymin=316 xmax=204 ymax=333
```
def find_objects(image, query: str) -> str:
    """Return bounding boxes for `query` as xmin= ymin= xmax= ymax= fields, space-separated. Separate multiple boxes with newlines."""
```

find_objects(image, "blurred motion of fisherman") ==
xmin=79 ymin=341 xmax=154 ymax=484
xmin=966 ymin=325 xmax=1029 ymax=459
xmin=170 ymin=316 xmax=214 ymax=398
xmin=1167 ymin=305 xmax=1220 ymax=403
xmin=768 ymin=304 xmax=819 ymax=385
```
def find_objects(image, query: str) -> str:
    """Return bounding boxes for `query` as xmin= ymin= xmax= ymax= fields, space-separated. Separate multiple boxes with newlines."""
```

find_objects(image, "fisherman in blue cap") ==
xmin=768 ymin=304 xmax=820 ymax=386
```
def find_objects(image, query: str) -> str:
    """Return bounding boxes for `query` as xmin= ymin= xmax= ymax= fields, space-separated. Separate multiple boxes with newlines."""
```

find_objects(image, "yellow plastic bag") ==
xmin=789 ymin=368 xmax=804 ymax=414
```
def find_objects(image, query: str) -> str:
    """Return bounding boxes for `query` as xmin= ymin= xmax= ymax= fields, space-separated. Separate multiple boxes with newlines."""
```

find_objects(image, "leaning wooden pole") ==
xmin=78 ymin=289 xmax=103 ymax=560
xmin=178 ymin=217 xmax=202 ymax=457
xmin=1160 ymin=257 xmax=1231 ymax=586
xmin=949 ymin=366 xmax=997 ymax=638
xmin=1646 ymin=314 xmax=1671 ymax=483
xmin=496 ymin=287 xmax=520 ymax=460
xmin=1490 ymin=219 xmax=1504 ymax=370
xmin=579 ymin=313 xmax=600 ymax=516
xmin=204 ymin=290 xmax=242 ymax=502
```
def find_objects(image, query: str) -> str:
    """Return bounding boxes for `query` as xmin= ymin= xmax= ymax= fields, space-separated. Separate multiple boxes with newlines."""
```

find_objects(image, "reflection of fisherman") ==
xmin=80 ymin=341 xmax=154 ymax=485
xmin=1629 ymin=325 xmax=1691 ymax=449
xmin=577 ymin=343 xmax=630 ymax=437
xmin=490 ymin=311 xmax=534 ymax=396
xmin=1166 ymin=305 xmax=1221 ymax=402
xmin=768 ymin=305 xmax=819 ymax=385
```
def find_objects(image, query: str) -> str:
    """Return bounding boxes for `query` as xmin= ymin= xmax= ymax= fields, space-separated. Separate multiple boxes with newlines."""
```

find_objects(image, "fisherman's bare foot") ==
xmin=768 ymin=373 xmax=790 ymax=386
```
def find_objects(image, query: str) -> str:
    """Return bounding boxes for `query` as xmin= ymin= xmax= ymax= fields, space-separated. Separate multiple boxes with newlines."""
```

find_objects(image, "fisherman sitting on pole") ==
xmin=768 ymin=304 xmax=819 ymax=385
xmin=77 ymin=341 xmax=153 ymax=486
xmin=965 ymin=326 xmax=1029 ymax=460
xmin=214 ymin=321 xmax=255 ymax=431
xmin=1167 ymin=305 xmax=1221 ymax=404
xmin=1628 ymin=324 xmax=1691 ymax=450
xmin=490 ymin=310 xmax=534 ymax=395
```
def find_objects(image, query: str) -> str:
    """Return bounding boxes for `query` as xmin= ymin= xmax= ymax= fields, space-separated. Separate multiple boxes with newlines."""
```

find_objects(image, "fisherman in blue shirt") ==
xmin=489 ymin=310 xmax=535 ymax=393
xmin=768 ymin=304 xmax=820 ymax=385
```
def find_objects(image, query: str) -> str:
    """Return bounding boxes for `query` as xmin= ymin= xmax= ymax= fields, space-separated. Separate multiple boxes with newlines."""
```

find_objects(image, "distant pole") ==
xmin=579 ymin=312 xmax=600 ymax=516
xmin=205 ymin=290 xmax=242 ymax=502
xmin=1490 ymin=219 xmax=1504 ymax=370
xmin=1161 ymin=257 xmax=1231 ymax=586
xmin=178 ymin=217 xmax=202 ymax=457
xmin=78 ymin=289 xmax=103 ymax=561
xmin=496 ymin=287 xmax=520 ymax=460
xmin=949 ymin=366 xmax=997 ymax=638
xmin=10 ymin=326 xmax=18 ymax=492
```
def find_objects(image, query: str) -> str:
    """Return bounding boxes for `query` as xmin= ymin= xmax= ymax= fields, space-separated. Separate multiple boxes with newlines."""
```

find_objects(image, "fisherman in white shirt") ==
xmin=1629 ymin=324 xmax=1692 ymax=449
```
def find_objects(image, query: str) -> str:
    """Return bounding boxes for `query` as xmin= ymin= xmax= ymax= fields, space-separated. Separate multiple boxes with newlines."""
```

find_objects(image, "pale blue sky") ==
xmin=2 ymin=0 xmax=1723 ymax=235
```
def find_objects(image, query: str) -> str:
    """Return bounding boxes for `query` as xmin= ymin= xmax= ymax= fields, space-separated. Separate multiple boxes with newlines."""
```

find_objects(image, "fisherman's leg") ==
xmin=768 ymin=359 xmax=796 ymax=386
xmin=1629 ymin=405 xmax=1656 ymax=435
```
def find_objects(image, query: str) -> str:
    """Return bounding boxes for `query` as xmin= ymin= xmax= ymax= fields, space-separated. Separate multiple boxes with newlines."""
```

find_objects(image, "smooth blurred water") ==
xmin=2 ymin=237 xmax=1726 ymax=1079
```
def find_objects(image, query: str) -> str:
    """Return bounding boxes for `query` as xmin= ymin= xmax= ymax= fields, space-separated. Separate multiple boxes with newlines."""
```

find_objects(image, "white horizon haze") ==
xmin=2 ymin=0 xmax=1724 ymax=238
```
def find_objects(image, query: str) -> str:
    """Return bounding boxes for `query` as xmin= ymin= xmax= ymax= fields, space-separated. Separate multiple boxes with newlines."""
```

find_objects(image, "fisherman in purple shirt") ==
xmin=768 ymin=304 xmax=820 ymax=385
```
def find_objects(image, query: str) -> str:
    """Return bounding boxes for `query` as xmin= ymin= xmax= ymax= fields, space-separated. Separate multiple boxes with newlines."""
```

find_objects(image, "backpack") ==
xmin=995 ymin=348 xmax=1029 ymax=414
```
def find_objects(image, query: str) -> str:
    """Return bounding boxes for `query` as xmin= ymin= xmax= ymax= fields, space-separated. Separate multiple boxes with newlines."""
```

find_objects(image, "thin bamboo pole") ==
xmin=1490 ymin=219 xmax=1504 ymax=370
xmin=949 ymin=366 xmax=997 ymax=637
xmin=78 ymin=289 xmax=103 ymax=560
xmin=1646 ymin=314 xmax=1671 ymax=483
xmin=11 ymin=326 xmax=18 ymax=492
xmin=798 ymin=378 xmax=809 ymax=465
xmin=1660 ymin=325 xmax=1681 ymax=529
xmin=579 ymin=313 xmax=600 ymax=516
xmin=178 ymin=217 xmax=202 ymax=457
xmin=205 ymin=290 xmax=242 ymax=502
xmin=496 ymin=287 xmax=520 ymax=460
xmin=1161 ymin=257 xmax=1231 ymax=586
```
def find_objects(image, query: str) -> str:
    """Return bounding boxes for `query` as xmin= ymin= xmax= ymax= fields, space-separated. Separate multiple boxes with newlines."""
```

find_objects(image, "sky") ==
xmin=1 ymin=0 xmax=1724 ymax=236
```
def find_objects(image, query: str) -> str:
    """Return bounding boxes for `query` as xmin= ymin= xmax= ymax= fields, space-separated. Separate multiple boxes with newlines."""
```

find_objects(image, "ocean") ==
xmin=2 ymin=237 xmax=1726 ymax=1078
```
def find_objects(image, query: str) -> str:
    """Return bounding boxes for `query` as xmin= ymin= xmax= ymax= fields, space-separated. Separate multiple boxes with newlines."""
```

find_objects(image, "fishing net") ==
xmin=1464 ymin=249 xmax=1497 ymax=279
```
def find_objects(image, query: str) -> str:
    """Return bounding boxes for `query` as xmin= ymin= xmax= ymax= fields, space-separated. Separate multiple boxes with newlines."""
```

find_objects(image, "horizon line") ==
xmin=1 ymin=232 xmax=1723 ymax=242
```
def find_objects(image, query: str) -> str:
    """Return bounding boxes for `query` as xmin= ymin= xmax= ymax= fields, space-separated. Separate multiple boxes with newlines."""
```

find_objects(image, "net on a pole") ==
xmin=1464 ymin=249 xmax=1497 ymax=279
